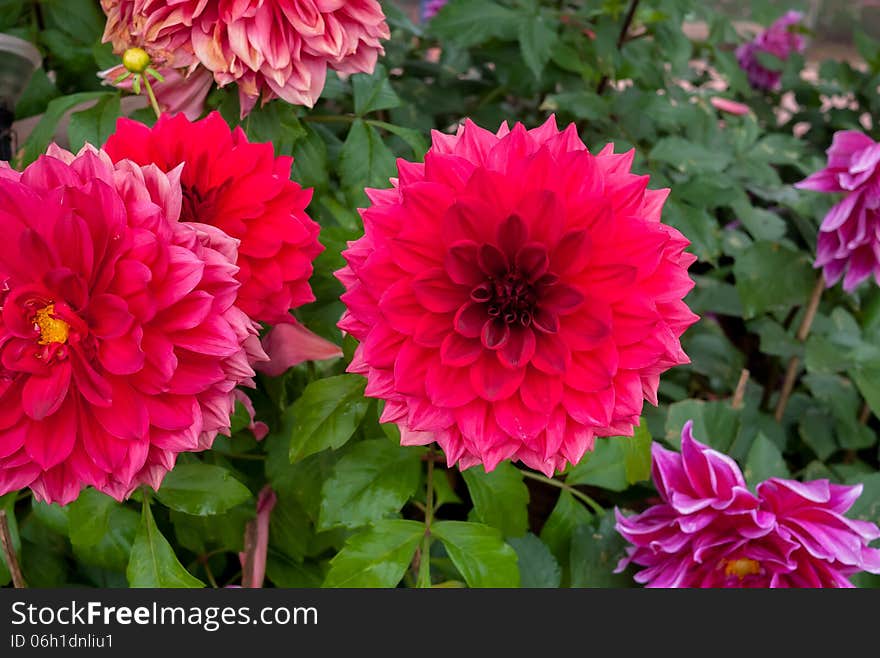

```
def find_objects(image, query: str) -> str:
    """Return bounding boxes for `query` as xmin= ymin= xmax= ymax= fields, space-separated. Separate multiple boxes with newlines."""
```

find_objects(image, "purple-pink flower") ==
xmin=796 ymin=130 xmax=880 ymax=291
xmin=615 ymin=421 xmax=880 ymax=587
xmin=422 ymin=0 xmax=448 ymax=20
xmin=735 ymin=11 xmax=805 ymax=91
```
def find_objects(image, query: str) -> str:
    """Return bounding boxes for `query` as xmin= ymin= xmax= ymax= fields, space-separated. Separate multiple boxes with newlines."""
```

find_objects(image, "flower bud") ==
xmin=122 ymin=47 xmax=151 ymax=74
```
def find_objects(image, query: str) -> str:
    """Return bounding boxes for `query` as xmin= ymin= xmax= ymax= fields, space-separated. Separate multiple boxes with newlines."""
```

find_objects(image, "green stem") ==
xmin=142 ymin=75 xmax=163 ymax=120
xmin=416 ymin=454 xmax=435 ymax=588
xmin=520 ymin=469 xmax=605 ymax=516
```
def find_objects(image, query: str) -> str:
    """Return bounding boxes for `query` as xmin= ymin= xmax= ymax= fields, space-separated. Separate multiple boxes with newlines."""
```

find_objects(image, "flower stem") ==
xmin=596 ymin=0 xmax=641 ymax=95
xmin=416 ymin=452 xmax=435 ymax=589
xmin=0 ymin=509 xmax=26 ymax=588
xmin=142 ymin=74 xmax=163 ymax=120
xmin=774 ymin=276 xmax=824 ymax=422
xmin=731 ymin=368 xmax=750 ymax=410
xmin=520 ymin=469 xmax=604 ymax=516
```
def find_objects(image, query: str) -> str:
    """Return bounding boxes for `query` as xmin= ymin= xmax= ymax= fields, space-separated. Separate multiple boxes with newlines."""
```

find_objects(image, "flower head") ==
xmin=735 ymin=11 xmax=805 ymax=91
xmin=615 ymin=421 xmax=880 ymax=587
xmin=0 ymin=145 xmax=264 ymax=505
xmin=336 ymin=116 xmax=697 ymax=475
xmin=796 ymin=130 xmax=880 ymax=291
xmin=101 ymin=0 xmax=390 ymax=116
xmin=104 ymin=112 xmax=322 ymax=326
xmin=422 ymin=0 xmax=448 ymax=21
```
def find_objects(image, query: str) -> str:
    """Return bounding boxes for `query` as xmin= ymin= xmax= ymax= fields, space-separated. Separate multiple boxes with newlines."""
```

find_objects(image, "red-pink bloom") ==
xmin=710 ymin=97 xmax=750 ymax=116
xmin=615 ymin=421 xmax=880 ymax=587
xmin=101 ymin=0 xmax=390 ymax=116
xmin=0 ymin=145 xmax=265 ymax=505
xmin=99 ymin=64 xmax=214 ymax=120
xmin=336 ymin=116 xmax=697 ymax=475
xmin=735 ymin=11 xmax=805 ymax=91
xmin=104 ymin=112 xmax=322 ymax=327
xmin=796 ymin=130 xmax=880 ymax=291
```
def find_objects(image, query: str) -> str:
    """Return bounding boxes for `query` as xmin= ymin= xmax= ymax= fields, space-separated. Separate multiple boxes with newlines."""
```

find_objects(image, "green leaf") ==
xmin=566 ymin=425 xmax=653 ymax=492
xmin=433 ymin=521 xmax=519 ymax=588
xmin=318 ymin=440 xmax=423 ymax=530
xmin=432 ymin=470 xmax=462 ymax=509
xmin=67 ymin=93 xmax=121 ymax=151
xmin=853 ymin=367 xmax=880 ymax=419
xmin=291 ymin=124 xmax=330 ymax=191
xmin=734 ymin=242 xmax=815 ymax=319
xmin=69 ymin=488 xmax=116 ymax=547
xmin=743 ymin=432 xmax=790 ymax=487
xmin=429 ymin=0 xmax=520 ymax=47
xmin=31 ymin=501 xmax=69 ymax=536
xmin=269 ymin=493 xmax=312 ymax=562
xmin=754 ymin=49 xmax=784 ymax=72
xmin=665 ymin=399 xmax=740 ymax=453
xmin=508 ymin=533 xmax=561 ymax=588
xmin=20 ymin=92 xmax=112 ymax=166
xmin=570 ymin=514 xmax=633 ymax=588
xmin=352 ymin=65 xmax=401 ymax=116
xmin=287 ymin=374 xmax=370 ymax=463
xmin=846 ymin=473 xmax=880 ymax=526
xmin=539 ymin=491 xmax=593 ymax=565
xmin=73 ymin=504 xmax=138 ymax=572
xmin=266 ymin=553 xmax=325 ymax=588
xmin=323 ymin=519 xmax=424 ymax=588
xmin=171 ymin=507 xmax=251 ymax=555
xmin=127 ymin=501 xmax=205 ymax=588
xmin=622 ymin=423 xmax=653 ymax=484
xmin=650 ymin=136 xmax=731 ymax=174
xmin=663 ymin=202 xmax=721 ymax=263
xmin=155 ymin=464 xmax=252 ymax=516
xmin=462 ymin=462 xmax=529 ymax=537
xmin=732 ymin=200 xmax=787 ymax=242
xmin=339 ymin=119 xmax=397 ymax=194
xmin=518 ymin=15 xmax=558 ymax=79
xmin=368 ymin=120 xmax=429 ymax=160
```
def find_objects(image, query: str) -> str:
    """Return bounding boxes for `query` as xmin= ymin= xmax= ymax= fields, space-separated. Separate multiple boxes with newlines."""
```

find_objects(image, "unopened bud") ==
xmin=122 ymin=47 xmax=151 ymax=74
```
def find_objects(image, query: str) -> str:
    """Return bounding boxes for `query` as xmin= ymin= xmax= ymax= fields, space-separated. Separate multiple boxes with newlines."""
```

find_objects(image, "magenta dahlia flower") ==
xmin=796 ymin=130 xmax=880 ymax=291
xmin=336 ymin=116 xmax=698 ymax=475
xmin=735 ymin=11 xmax=805 ymax=91
xmin=422 ymin=0 xmax=448 ymax=21
xmin=615 ymin=421 xmax=880 ymax=587
xmin=101 ymin=0 xmax=390 ymax=116
xmin=0 ymin=145 xmax=265 ymax=505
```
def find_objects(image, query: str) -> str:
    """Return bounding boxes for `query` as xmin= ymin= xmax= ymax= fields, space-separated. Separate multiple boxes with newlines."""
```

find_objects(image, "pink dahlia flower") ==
xmin=0 ymin=145 xmax=265 ymax=505
xmin=99 ymin=64 xmax=214 ymax=121
xmin=422 ymin=0 xmax=448 ymax=21
xmin=101 ymin=0 xmax=390 ymax=116
xmin=796 ymin=130 xmax=880 ymax=291
xmin=336 ymin=116 xmax=698 ymax=475
xmin=735 ymin=11 xmax=806 ymax=91
xmin=615 ymin=421 xmax=880 ymax=587
xmin=104 ymin=112 xmax=322 ymax=327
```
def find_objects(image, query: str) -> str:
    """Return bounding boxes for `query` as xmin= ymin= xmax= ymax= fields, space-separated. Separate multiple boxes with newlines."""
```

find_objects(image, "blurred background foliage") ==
xmin=1 ymin=0 xmax=879 ymax=589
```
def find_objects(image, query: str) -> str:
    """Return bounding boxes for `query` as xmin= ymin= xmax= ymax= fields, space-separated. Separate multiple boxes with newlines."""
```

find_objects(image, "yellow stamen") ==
xmin=723 ymin=558 xmax=761 ymax=580
xmin=122 ymin=47 xmax=151 ymax=74
xmin=35 ymin=304 xmax=70 ymax=345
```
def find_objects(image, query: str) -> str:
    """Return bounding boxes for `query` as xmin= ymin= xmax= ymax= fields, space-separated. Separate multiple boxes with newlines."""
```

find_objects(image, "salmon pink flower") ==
xmin=735 ymin=11 xmax=805 ymax=91
xmin=0 ymin=145 xmax=265 ymax=505
xmin=796 ymin=130 xmax=880 ymax=291
xmin=100 ymin=0 xmax=390 ymax=116
xmin=710 ymin=97 xmax=750 ymax=116
xmin=615 ymin=421 xmax=880 ymax=587
xmin=336 ymin=116 xmax=697 ymax=475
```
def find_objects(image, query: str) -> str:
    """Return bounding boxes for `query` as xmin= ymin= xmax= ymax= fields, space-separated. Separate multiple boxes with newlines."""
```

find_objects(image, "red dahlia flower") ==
xmin=104 ymin=112 xmax=322 ymax=327
xmin=0 ymin=146 xmax=265 ymax=504
xmin=101 ymin=0 xmax=390 ymax=115
xmin=336 ymin=117 xmax=698 ymax=475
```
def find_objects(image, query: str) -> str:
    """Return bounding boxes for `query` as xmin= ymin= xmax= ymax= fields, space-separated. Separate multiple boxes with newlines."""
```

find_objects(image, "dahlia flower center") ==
xmin=478 ymin=271 xmax=538 ymax=327
xmin=722 ymin=558 xmax=761 ymax=580
xmin=35 ymin=304 xmax=70 ymax=346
